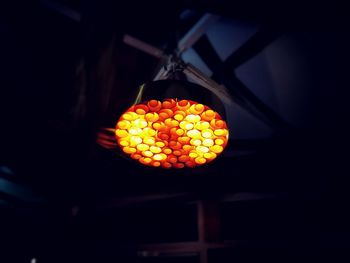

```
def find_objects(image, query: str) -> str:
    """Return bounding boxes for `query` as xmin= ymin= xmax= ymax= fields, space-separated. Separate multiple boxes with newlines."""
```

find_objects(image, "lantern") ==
xmin=114 ymin=80 xmax=229 ymax=169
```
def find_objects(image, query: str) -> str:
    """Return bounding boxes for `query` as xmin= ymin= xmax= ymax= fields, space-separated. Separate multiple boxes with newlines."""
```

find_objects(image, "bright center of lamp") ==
xmin=115 ymin=99 xmax=229 ymax=168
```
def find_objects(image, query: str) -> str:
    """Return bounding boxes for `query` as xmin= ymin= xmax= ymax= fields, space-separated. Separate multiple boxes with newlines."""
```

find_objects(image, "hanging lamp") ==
xmin=113 ymin=76 xmax=230 ymax=169
xmin=98 ymin=48 xmax=232 ymax=169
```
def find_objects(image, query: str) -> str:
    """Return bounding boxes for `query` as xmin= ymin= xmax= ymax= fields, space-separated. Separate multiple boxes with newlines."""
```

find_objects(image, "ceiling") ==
xmin=0 ymin=1 xmax=349 ymax=262
xmin=0 ymin=0 xmax=347 ymax=215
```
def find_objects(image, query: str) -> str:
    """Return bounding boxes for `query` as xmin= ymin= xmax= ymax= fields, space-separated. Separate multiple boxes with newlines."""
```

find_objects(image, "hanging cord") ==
xmin=165 ymin=55 xmax=186 ymax=80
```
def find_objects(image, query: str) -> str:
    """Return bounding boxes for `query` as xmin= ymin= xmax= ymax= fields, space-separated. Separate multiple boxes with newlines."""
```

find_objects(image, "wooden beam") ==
xmin=123 ymin=35 xmax=164 ymax=59
xmin=193 ymin=35 xmax=289 ymax=130
xmin=178 ymin=13 xmax=219 ymax=54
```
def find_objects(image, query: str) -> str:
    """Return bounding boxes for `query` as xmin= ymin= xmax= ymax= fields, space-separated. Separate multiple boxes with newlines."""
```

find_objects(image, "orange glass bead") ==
xmin=148 ymin=100 xmax=162 ymax=111
xmin=134 ymin=104 xmax=149 ymax=115
xmin=177 ymin=100 xmax=190 ymax=110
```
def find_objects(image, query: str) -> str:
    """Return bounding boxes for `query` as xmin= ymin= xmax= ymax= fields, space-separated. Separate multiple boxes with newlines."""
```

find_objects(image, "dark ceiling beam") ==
xmin=223 ymin=28 xmax=282 ymax=69
xmin=177 ymin=13 xmax=219 ymax=54
xmin=193 ymin=34 xmax=289 ymax=130
xmin=228 ymin=75 xmax=289 ymax=129
xmin=123 ymin=35 xmax=164 ymax=59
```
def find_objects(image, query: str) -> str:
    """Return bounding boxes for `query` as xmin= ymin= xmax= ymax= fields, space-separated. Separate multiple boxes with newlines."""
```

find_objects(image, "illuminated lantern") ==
xmin=97 ymin=80 xmax=230 ymax=169
xmin=115 ymin=95 xmax=229 ymax=168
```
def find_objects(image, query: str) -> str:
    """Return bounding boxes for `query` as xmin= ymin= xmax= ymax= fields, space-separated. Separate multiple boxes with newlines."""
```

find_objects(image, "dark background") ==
xmin=0 ymin=0 xmax=349 ymax=262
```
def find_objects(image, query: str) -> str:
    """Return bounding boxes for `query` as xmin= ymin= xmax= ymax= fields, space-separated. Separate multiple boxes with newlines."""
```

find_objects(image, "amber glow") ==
xmin=115 ymin=99 xmax=229 ymax=168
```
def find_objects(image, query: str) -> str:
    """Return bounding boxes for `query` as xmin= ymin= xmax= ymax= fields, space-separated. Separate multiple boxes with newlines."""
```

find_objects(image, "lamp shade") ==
xmin=114 ymin=80 xmax=229 ymax=169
